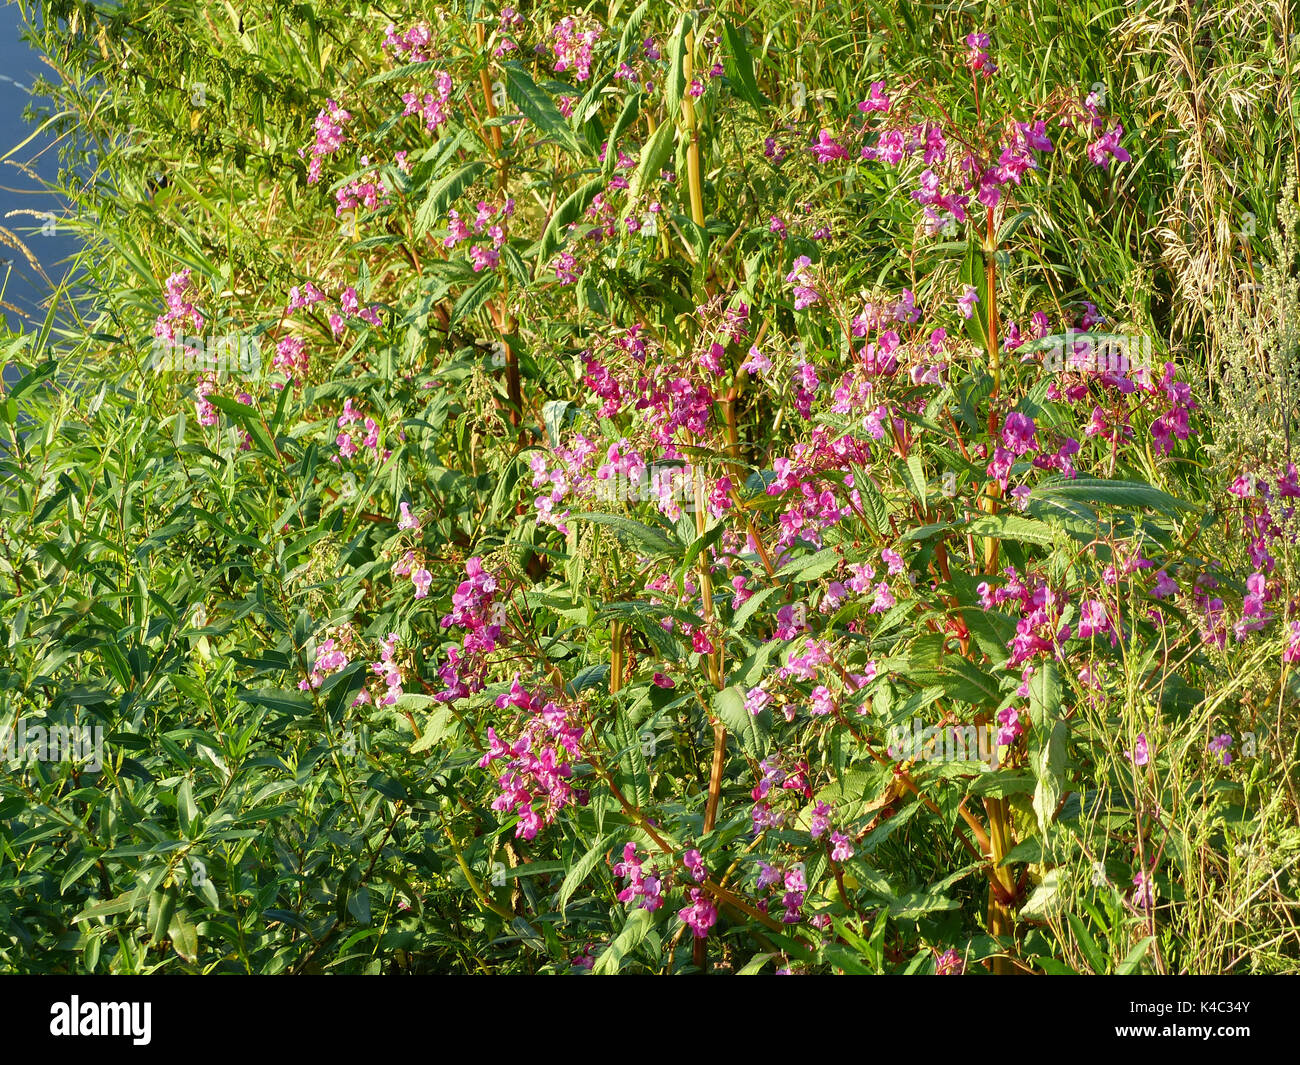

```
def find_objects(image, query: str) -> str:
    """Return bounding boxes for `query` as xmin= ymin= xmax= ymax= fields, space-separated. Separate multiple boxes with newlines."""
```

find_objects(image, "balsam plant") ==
xmin=1 ymin=0 xmax=1298 ymax=974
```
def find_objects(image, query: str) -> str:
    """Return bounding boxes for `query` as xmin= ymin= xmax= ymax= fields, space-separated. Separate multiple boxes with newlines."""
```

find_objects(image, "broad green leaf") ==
xmin=535 ymin=178 xmax=605 ymax=275
xmin=414 ymin=161 xmax=489 ymax=237
xmin=556 ymin=831 xmax=616 ymax=916
xmin=592 ymin=907 xmax=653 ymax=975
xmin=504 ymin=63 xmax=587 ymax=155
xmin=721 ymin=22 xmax=769 ymax=110
xmin=568 ymin=512 xmax=682 ymax=557
xmin=713 ymin=684 xmax=769 ymax=758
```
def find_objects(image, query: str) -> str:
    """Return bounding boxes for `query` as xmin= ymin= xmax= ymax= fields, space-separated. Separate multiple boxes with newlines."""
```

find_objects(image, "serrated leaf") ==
xmin=662 ymin=14 xmax=689 ymax=120
xmin=592 ymin=906 xmax=653 ymax=974
xmin=721 ymin=22 xmax=768 ymax=110
xmin=612 ymin=703 xmax=651 ymax=807
xmin=901 ymin=454 xmax=927 ymax=502
xmin=569 ymin=512 xmax=681 ymax=557
xmin=504 ymin=63 xmax=586 ymax=154
xmin=414 ymin=161 xmax=488 ymax=237
xmin=967 ymin=512 xmax=1058 ymax=546
xmin=1027 ymin=659 xmax=1063 ymax=729
xmin=535 ymin=178 xmax=605 ymax=275
xmin=1032 ymin=720 xmax=1069 ymax=836
xmin=556 ymin=832 xmax=616 ymax=916
xmin=1031 ymin=476 xmax=1194 ymax=517
xmin=628 ymin=118 xmax=676 ymax=205
xmin=713 ymin=684 xmax=769 ymax=758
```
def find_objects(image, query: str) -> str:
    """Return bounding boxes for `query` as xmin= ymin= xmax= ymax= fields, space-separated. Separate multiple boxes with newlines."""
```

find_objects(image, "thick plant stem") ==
xmin=682 ymin=33 xmax=706 ymax=230
xmin=984 ymin=794 xmax=1018 ymax=973
xmin=680 ymin=25 xmax=722 ymax=969
xmin=609 ymin=620 xmax=625 ymax=695
xmin=979 ymin=202 xmax=1017 ymax=971
xmin=474 ymin=22 xmax=522 ymax=438
xmin=981 ymin=205 xmax=1002 ymax=573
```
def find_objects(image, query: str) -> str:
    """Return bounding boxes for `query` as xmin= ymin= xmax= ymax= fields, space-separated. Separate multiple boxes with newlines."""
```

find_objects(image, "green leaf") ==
xmin=628 ymin=118 xmax=676 ymax=205
xmin=535 ymin=178 xmax=605 ymax=275
xmin=851 ymin=466 xmax=890 ymax=535
xmin=1067 ymin=912 xmax=1108 ymax=974
xmin=556 ymin=832 xmax=616 ymax=916
xmin=775 ymin=545 xmax=839 ymax=581
xmin=168 ymin=914 xmax=199 ymax=964
xmin=206 ymin=395 xmax=276 ymax=459
xmin=414 ymin=162 xmax=489 ymax=238
xmin=1115 ymin=936 xmax=1154 ymax=974
xmin=713 ymin=684 xmax=769 ymax=758
xmin=1019 ymin=869 xmax=1062 ymax=919
xmin=959 ymin=237 xmax=990 ymax=354
xmin=1031 ymin=476 xmax=1195 ymax=518
xmin=662 ymin=14 xmax=689 ymax=121
xmin=1032 ymin=720 xmax=1069 ymax=837
xmin=592 ymin=907 xmax=653 ymax=974
xmin=451 ymin=272 xmax=500 ymax=326
xmin=568 ymin=512 xmax=682 ymax=557
xmin=720 ymin=22 xmax=768 ymax=110
xmin=1027 ymin=659 xmax=1063 ymax=729
xmin=612 ymin=703 xmax=651 ymax=807
xmin=504 ymin=63 xmax=587 ymax=155
xmin=729 ymin=586 xmax=777 ymax=634
xmin=967 ymin=512 xmax=1058 ymax=547
xmin=603 ymin=93 xmax=642 ymax=176
xmin=239 ymin=688 xmax=313 ymax=716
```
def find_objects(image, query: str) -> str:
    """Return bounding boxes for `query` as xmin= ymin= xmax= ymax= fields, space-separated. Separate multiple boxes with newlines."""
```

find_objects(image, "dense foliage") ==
xmin=2 ymin=0 xmax=1299 ymax=974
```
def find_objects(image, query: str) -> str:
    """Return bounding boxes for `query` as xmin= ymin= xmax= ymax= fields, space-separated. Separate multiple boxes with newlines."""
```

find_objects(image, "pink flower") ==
xmin=1001 ymin=411 xmax=1038 ymax=456
xmin=869 ymin=582 xmax=896 ymax=614
xmin=1076 ymin=598 xmax=1115 ymax=643
xmin=678 ymin=888 xmax=717 ymax=938
xmin=683 ymin=849 xmax=705 ymax=882
xmin=1125 ymin=732 xmax=1150 ymax=767
xmin=829 ymin=830 xmax=854 ymax=862
xmin=858 ymin=81 xmax=890 ymax=113
xmin=470 ymin=245 xmax=500 ymax=272
xmin=412 ymin=567 xmax=433 ymax=599
xmin=1087 ymin=123 xmax=1131 ymax=169
xmin=956 ymin=285 xmax=979 ymax=319
xmin=964 ymin=32 xmax=997 ymax=77
xmin=809 ymin=801 xmax=832 ymax=840
xmin=810 ymin=129 xmax=849 ymax=164
xmin=1131 ymin=870 xmax=1155 ymax=912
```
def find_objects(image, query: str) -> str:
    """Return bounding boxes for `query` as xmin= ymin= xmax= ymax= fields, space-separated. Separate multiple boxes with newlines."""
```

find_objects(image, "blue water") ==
xmin=0 ymin=4 xmax=85 ymax=337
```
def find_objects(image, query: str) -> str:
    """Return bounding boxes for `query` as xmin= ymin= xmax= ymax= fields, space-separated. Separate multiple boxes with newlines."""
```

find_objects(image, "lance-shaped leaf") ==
xmin=504 ymin=62 xmax=588 ymax=155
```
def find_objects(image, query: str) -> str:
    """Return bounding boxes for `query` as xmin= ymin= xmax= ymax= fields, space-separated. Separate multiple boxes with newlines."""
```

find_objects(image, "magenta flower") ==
xmin=1087 ymin=123 xmax=1131 ymax=169
xmin=1125 ymin=732 xmax=1150 ymax=767
xmin=1001 ymin=411 xmax=1038 ymax=456
xmin=829 ymin=830 xmax=854 ymax=862
xmin=857 ymin=80 xmax=890 ymax=113
xmin=683 ymin=849 xmax=706 ymax=882
xmin=964 ymin=32 xmax=997 ymax=77
xmin=810 ymin=128 xmax=849 ymax=164
xmin=678 ymin=888 xmax=717 ymax=938
xmin=411 ymin=567 xmax=432 ymax=599
xmin=1076 ymin=598 xmax=1110 ymax=638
